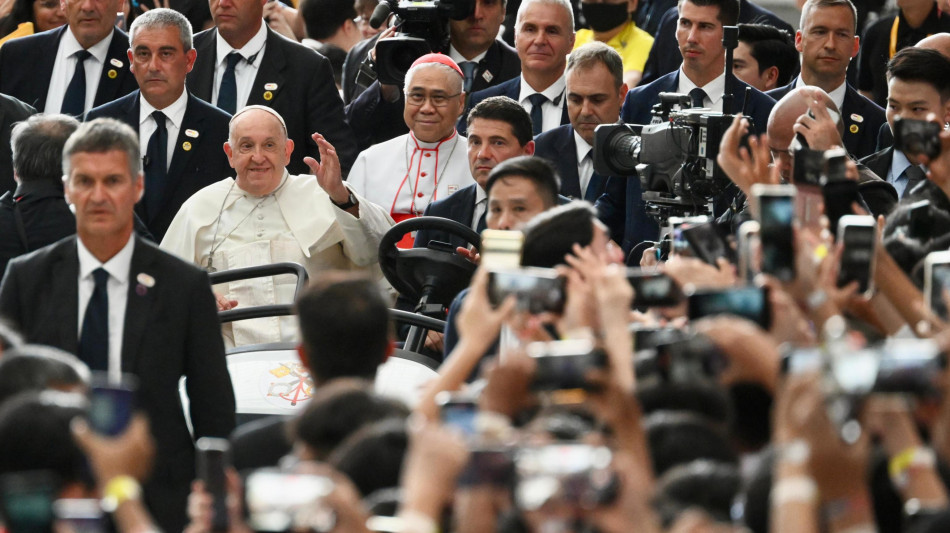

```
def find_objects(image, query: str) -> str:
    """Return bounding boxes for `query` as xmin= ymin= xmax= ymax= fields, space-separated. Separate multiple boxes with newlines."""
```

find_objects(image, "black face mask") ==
xmin=581 ymin=2 xmax=629 ymax=33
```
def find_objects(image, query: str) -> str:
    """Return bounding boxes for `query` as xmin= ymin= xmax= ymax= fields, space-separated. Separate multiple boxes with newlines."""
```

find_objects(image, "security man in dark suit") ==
xmin=86 ymin=8 xmax=231 ymax=242
xmin=638 ymin=0 xmax=793 ymax=86
xmin=343 ymin=0 xmax=522 ymax=149
xmin=0 ymin=93 xmax=36 ymax=195
xmin=0 ymin=118 xmax=235 ymax=533
xmin=535 ymin=42 xmax=659 ymax=255
xmin=0 ymin=114 xmax=79 ymax=276
xmin=766 ymin=0 xmax=885 ymax=160
xmin=0 ymin=0 xmax=138 ymax=116
xmin=185 ymin=0 xmax=358 ymax=176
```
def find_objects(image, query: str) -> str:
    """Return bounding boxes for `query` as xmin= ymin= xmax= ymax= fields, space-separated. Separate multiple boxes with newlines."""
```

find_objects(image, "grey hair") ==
xmin=62 ymin=118 xmax=142 ymax=180
xmin=12 ymin=114 xmax=80 ymax=182
xmin=516 ymin=0 xmax=575 ymax=34
xmin=228 ymin=105 xmax=289 ymax=142
xmin=403 ymin=62 xmax=464 ymax=95
xmin=799 ymin=0 xmax=857 ymax=34
xmin=566 ymin=42 xmax=624 ymax=89
xmin=129 ymin=7 xmax=194 ymax=51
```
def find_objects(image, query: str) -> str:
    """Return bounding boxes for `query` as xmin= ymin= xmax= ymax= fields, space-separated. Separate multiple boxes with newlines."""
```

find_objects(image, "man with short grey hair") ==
xmin=0 ymin=117 xmax=235 ymax=533
xmin=86 ymin=8 xmax=232 ymax=242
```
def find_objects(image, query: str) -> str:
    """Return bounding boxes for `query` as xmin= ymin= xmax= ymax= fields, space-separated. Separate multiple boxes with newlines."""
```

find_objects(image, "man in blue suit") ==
xmin=86 ymin=9 xmax=231 ymax=242
xmin=535 ymin=42 xmax=659 ymax=254
xmin=766 ymin=0 xmax=884 ymax=160
xmin=460 ymin=0 xmax=576 ymax=136
xmin=620 ymin=0 xmax=775 ymax=136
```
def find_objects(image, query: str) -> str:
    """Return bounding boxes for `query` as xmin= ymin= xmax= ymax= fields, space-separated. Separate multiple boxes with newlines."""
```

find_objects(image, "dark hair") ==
xmin=467 ymin=96 xmax=534 ymax=147
xmin=485 ymin=155 xmax=560 ymax=208
xmin=738 ymin=23 xmax=799 ymax=87
xmin=678 ymin=0 xmax=740 ymax=27
xmin=12 ymin=114 xmax=80 ymax=183
xmin=636 ymin=380 xmax=733 ymax=425
xmin=0 ymin=0 xmax=41 ymax=39
xmin=290 ymin=379 xmax=409 ymax=460
xmin=63 ymin=118 xmax=141 ymax=179
xmin=645 ymin=411 xmax=738 ymax=477
xmin=520 ymin=201 xmax=597 ymax=268
xmin=0 ymin=391 xmax=93 ymax=490
xmin=0 ymin=345 xmax=89 ymax=407
xmin=653 ymin=460 xmax=741 ymax=527
xmin=328 ymin=418 xmax=408 ymax=497
xmin=315 ymin=43 xmax=347 ymax=88
xmin=300 ymin=0 xmax=356 ymax=40
xmin=887 ymin=47 xmax=950 ymax=101
xmin=295 ymin=273 xmax=391 ymax=383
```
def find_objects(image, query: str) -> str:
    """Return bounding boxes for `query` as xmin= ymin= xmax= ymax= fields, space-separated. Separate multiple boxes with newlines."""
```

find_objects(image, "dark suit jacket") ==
xmin=639 ymin=0 xmax=795 ymax=86
xmin=0 ymin=236 xmax=235 ymax=533
xmin=533 ymin=125 xmax=609 ymax=200
xmin=459 ymin=76 xmax=571 ymax=136
xmin=767 ymin=80 xmax=886 ymax=160
xmin=0 ymin=26 xmax=138 ymax=112
xmin=0 ymin=181 xmax=75 ymax=276
xmin=621 ymin=71 xmax=775 ymax=136
xmin=860 ymin=146 xmax=893 ymax=188
xmin=86 ymin=91 xmax=232 ymax=241
xmin=344 ymin=39 xmax=522 ymax=151
xmin=0 ymin=94 xmax=36 ymax=194
xmin=414 ymin=184 xmax=482 ymax=252
xmin=187 ymin=27 xmax=358 ymax=176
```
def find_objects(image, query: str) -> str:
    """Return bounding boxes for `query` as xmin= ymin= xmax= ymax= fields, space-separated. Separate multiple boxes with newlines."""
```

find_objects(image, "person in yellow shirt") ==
xmin=0 ymin=0 xmax=65 ymax=46
xmin=574 ymin=0 xmax=653 ymax=86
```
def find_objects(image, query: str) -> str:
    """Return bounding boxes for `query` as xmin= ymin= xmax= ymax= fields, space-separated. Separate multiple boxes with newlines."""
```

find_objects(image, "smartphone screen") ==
xmin=837 ymin=217 xmax=876 ymax=294
xmin=822 ymin=179 xmax=859 ymax=240
xmin=687 ymin=286 xmax=771 ymax=329
xmin=758 ymin=193 xmax=795 ymax=281
xmin=627 ymin=271 xmax=682 ymax=307
xmin=88 ymin=374 xmax=137 ymax=437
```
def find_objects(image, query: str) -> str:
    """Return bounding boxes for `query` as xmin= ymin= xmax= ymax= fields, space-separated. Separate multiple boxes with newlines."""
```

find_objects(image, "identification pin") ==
xmin=110 ymin=58 xmax=123 ymax=68
xmin=185 ymin=129 xmax=199 ymax=138
xmin=182 ymin=141 xmax=192 ymax=151
xmin=263 ymin=91 xmax=273 ymax=101
xmin=849 ymin=124 xmax=859 ymax=134
xmin=851 ymin=113 xmax=864 ymax=123
xmin=482 ymin=70 xmax=493 ymax=83
xmin=107 ymin=69 xmax=117 ymax=79
xmin=137 ymin=273 xmax=155 ymax=288
xmin=264 ymin=83 xmax=278 ymax=90
xmin=447 ymin=184 xmax=459 ymax=194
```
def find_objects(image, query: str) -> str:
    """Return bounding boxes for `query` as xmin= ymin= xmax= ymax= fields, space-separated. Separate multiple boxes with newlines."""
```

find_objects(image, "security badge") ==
xmin=263 ymin=83 xmax=277 ymax=101
xmin=481 ymin=70 xmax=493 ymax=83
xmin=849 ymin=114 xmax=863 ymax=134
xmin=107 ymin=58 xmax=123 ymax=79
xmin=185 ymin=129 xmax=199 ymax=138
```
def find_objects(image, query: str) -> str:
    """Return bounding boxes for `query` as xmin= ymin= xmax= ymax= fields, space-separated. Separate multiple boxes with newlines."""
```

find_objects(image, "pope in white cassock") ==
xmin=346 ymin=53 xmax=475 ymax=247
xmin=161 ymin=106 xmax=394 ymax=347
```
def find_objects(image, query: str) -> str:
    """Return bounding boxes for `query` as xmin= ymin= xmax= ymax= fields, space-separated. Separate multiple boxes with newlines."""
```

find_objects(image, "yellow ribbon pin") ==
xmin=849 ymin=124 xmax=859 ymax=134
xmin=107 ymin=69 xmax=117 ymax=79
xmin=263 ymin=91 xmax=273 ymax=101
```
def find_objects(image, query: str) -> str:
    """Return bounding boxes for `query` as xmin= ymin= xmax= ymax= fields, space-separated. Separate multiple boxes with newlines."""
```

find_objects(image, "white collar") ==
xmin=139 ymin=89 xmax=188 ymax=130
xmin=677 ymin=68 xmax=726 ymax=106
xmin=518 ymin=74 xmax=566 ymax=105
xmin=794 ymin=76 xmax=847 ymax=112
xmin=215 ymin=23 xmax=267 ymax=66
xmin=573 ymin=129 xmax=592 ymax=164
xmin=62 ymin=26 xmax=113 ymax=64
xmin=408 ymin=130 xmax=459 ymax=150
xmin=77 ymin=233 xmax=135 ymax=284
xmin=448 ymin=44 xmax=488 ymax=64
xmin=475 ymin=182 xmax=487 ymax=204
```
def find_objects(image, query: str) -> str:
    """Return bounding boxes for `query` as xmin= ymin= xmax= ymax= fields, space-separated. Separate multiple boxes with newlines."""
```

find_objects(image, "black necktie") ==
xmin=529 ymin=93 xmax=547 ymax=136
xmin=62 ymin=50 xmax=92 ymax=117
xmin=217 ymin=52 xmax=242 ymax=114
xmin=79 ymin=267 xmax=110 ymax=371
xmin=689 ymin=88 xmax=707 ymax=109
xmin=144 ymin=111 xmax=167 ymax=219
xmin=460 ymin=61 xmax=477 ymax=94
xmin=903 ymin=165 xmax=926 ymax=198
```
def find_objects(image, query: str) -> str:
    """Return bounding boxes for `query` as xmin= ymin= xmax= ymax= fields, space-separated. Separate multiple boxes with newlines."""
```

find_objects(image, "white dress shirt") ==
xmin=77 ymin=235 xmax=135 ymax=380
xmin=677 ymin=69 xmax=726 ymax=112
xmin=448 ymin=44 xmax=488 ymax=64
xmin=574 ymin=130 xmax=594 ymax=199
xmin=139 ymin=89 xmax=188 ymax=169
xmin=887 ymin=149 xmax=925 ymax=199
xmin=519 ymin=74 xmax=567 ymax=133
xmin=472 ymin=184 xmax=487 ymax=229
xmin=45 ymin=29 xmax=113 ymax=114
xmin=794 ymin=76 xmax=847 ymax=114
xmin=212 ymin=23 xmax=268 ymax=110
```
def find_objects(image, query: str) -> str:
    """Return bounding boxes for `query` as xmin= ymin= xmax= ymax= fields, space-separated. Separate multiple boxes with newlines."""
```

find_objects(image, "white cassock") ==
xmin=161 ymin=171 xmax=394 ymax=347
xmin=347 ymin=131 xmax=475 ymax=232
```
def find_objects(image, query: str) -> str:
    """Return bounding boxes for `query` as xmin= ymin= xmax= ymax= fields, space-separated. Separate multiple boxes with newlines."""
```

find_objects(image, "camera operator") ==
xmin=459 ymin=0 xmax=576 ymax=137
xmin=862 ymin=47 xmax=950 ymax=201
xmin=620 ymin=0 xmax=775 ymax=136
xmin=767 ymin=0 xmax=886 ymax=160
xmin=343 ymin=0 xmax=521 ymax=149
xmin=535 ymin=42 xmax=659 ymax=255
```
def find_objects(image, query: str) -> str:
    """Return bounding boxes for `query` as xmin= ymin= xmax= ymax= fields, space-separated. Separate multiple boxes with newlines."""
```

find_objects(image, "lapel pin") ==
xmin=185 ymin=129 xmax=199 ymax=138
xmin=264 ymin=82 xmax=278 ymax=90
xmin=482 ymin=71 xmax=493 ymax=83
xmin=182 ymin=141 xmax=192 ymax=151
xmin=447 ymin=184 xmax=459 ymax=194
xmin=136 ymin=273 xmax=155 ymax=295
xmin=110 ymin=58 xmax=123 ymax=68
xmin=851 ymin=113 xmax=864 ymax=123
xmin=849 ymin=124 xmax=859 ymax=134
xmin=263 ymin=90 xmax=273 ymax=101
xmin=107 ymin=69 xmax=117 ymax=79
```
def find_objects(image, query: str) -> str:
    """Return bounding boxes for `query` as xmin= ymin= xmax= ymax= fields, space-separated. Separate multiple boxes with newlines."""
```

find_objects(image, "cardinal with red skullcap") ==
xmin=346 ymin=53 xmax=476 ymax=247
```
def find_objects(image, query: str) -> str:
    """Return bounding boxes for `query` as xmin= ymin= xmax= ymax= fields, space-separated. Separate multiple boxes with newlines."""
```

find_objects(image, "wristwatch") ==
xmin=332 ymin=191 xmax=358 ymax=210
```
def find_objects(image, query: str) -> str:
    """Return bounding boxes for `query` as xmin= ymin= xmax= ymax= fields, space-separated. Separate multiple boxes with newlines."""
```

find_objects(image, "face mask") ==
xmin=581 ymin=2 xmax=629 ymax=33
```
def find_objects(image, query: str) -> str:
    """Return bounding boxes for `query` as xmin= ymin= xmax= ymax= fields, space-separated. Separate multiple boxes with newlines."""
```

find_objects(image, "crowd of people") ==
xmin=2 ymin=0 xmax=950 ymax=530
